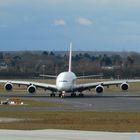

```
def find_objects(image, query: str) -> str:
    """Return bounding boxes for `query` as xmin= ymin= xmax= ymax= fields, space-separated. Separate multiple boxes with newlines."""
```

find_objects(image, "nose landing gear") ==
xmin=59 ymin=91 xmax=65 ymax=98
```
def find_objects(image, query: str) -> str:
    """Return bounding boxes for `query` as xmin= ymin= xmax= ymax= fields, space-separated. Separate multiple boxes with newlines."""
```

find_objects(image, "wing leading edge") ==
xmin=0 ymin=79 xmax=140 ymax=94
xmin=74 ymin=79 xmax=140 ymax=92
xmin=0 ymin=80 xmax=57 ymax=92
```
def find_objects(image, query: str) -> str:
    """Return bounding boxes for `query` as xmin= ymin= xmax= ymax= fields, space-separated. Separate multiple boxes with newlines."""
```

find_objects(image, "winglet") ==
xmin=68 ymin=43 xmax=72 ymax=72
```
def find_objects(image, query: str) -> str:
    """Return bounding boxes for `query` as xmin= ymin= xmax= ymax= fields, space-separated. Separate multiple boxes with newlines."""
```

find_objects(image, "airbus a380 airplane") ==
xmin=1 ymin=44 xmax=140 ymax=98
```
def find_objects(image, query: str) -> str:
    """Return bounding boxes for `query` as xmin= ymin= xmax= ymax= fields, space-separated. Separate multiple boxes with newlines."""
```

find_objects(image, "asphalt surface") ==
xmin=0 ymin=92 xmax=140 ymax=112
xmin=0 ymin=129 xmax=139 ymax=140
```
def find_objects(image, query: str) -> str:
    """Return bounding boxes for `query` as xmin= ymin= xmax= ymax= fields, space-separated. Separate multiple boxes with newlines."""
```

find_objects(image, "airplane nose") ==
xmin=57 ymin=82 xmax=70 ymax=91
xmin=58 ymin=83 xmax=66 ymax=91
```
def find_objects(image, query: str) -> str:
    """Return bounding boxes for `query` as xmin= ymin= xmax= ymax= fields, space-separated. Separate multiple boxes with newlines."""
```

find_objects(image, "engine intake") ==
xmin=27 ymin=85 xmax=36 ymax=94
xmin=95 ymin=85 xmax=104 ymax=93
xmin=4 ymin=82 xmax=13 ymax=91
xmin=120 ymin=83 xmax=129 ymax=91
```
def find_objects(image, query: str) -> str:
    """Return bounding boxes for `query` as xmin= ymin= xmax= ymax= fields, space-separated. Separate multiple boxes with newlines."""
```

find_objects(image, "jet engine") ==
xmin=120 ymin=82 xmax=129 ymax=91
xmin=4 ymin=82 xmax=13 ymax=91
xmin=27 ymin=85 xmax=36 ymax=94
xmin=95 ymin=85 xmax=104 ymax=93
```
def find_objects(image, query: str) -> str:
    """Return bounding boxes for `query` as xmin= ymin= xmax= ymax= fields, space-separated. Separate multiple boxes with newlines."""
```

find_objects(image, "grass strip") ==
xmin=0 ymin=112 xmax=139 ymax=132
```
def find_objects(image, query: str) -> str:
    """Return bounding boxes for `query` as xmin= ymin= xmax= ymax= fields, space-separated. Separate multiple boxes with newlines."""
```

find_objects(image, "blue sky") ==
xmin=0 ymin=0 xmax=140 ymax=51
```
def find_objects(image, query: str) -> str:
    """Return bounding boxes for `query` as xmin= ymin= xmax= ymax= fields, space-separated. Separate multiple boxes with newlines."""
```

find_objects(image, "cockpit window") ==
xmin=59 ymin=80 xmax=68 ymax=82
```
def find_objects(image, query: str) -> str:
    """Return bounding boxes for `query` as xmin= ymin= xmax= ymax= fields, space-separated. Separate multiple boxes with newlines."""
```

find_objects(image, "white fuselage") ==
xmin=56 ymin=72 xmax=77 ymax=92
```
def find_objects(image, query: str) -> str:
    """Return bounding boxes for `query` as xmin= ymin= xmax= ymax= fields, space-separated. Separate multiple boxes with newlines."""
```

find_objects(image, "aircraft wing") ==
xmin=74 ymin=79 xmax=140 ymax=92
xmin=40 ymin=75 xmax=57 ymax=79
xmin=77 ymin=74 xmax=103 ymax=79
xmin=0 ymin=80 xmax=57 ymax=92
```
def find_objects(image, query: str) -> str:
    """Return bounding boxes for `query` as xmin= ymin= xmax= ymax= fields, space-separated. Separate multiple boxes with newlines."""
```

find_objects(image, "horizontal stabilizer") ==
xmin=40 ymin=74 xmax=57 ymax=79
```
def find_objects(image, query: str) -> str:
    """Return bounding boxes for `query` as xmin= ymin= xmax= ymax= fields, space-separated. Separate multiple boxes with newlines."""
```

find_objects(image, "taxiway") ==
xmin=0 ymin=92 xmax=140 ymax=112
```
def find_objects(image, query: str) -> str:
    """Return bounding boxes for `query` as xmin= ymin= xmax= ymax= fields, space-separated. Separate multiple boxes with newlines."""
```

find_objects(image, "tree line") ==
xmin=0 ymin=51 xmax=140 ymax=79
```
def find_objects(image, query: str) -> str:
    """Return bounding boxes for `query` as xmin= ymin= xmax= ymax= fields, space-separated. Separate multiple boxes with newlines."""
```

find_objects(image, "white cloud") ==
xmin=76 ymin=17 xmax=93 ymax=25
xmin=54 ymin=19 xmax=66 ymax=26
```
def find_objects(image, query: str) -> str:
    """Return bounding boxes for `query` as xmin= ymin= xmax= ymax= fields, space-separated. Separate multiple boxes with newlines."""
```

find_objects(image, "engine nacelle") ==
xmin=4 ymin=82 xmax=13 ymax=91
xmin=120 ymin=83 xmax=129 ymax=91
xmin=27 ymin=85 xmax=36 ymax=94
xmin=95 ymin=85 xmax=104 ymax=93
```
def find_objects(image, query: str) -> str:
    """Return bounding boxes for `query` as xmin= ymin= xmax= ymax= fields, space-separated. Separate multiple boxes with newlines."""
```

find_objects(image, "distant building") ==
xmin=0 ymin=62 xmax=8 ymax=70
xmin=102 ymin=66 xmax=121 ymax=70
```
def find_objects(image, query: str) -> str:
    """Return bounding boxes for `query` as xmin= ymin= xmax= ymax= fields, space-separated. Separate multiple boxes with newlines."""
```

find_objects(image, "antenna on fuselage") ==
xmin=68 ymin=43 xmax=72 ymax=72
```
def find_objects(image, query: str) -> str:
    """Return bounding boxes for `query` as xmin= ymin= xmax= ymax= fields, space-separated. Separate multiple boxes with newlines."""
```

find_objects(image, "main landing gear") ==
xmin=71 ymin=93 xmax=76 ymax=97
xmin=79 ymin=93 xmax=84 ymax=97
xmin=71 ymin=92 xmax=84 ymax=97
xmin=50 ymin=93 xmax=55 ymax=97
xmin=57 ymin=92 xmax=84 ymax=98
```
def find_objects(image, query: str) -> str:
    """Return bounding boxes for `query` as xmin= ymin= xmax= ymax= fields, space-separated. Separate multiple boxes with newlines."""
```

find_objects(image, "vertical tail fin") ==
xmin=68 ymin=43 xmax=72 ymax=72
